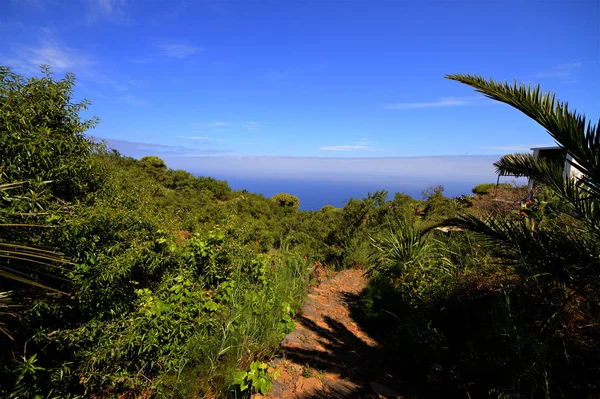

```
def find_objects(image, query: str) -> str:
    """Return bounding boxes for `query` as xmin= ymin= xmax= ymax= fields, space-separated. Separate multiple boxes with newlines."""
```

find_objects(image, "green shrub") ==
xmin=471 ymin=183 xmax=496 ymax=195
xmin=140 ymin=155 xmax=167 ymax=171
xmin=271 ymin=193 xmax=299 ymax=209
xmin=0 ymin=66 xmax=105 ymax=202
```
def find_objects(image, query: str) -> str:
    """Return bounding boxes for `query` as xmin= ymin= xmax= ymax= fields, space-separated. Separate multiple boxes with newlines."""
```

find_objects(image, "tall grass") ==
xmin=163 ymin=252 xmax=313 ymax=397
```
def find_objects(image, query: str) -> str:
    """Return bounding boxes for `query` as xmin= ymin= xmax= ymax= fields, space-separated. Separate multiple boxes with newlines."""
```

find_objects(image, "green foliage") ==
xmin=3 ymin=65 xmax=597 ymax=399
xmin=421 ymin=185 xmax=455 ymax=220
xmin=231 ymin=361 xmax=274 ymax=395
xmin=368 ymin=217 xmax=432 ymax=285
xmin=140 ymin=155 xmax=167 ymax=171
xmin=471 ymin=183 xmax=496 ymax=195
xmin=0 ymin=66 xmax=105 ymax=202
xmin=319 ymin=204 xmax=338 ymax=212
xmin=0 ymin=67 xmax=315 ymax=399
xmin=352 ymin=76 xmax=599 ymax=399
xmin=446 ymin=74 xmax=600 ymax=296
xmin=447 ymin=73 xmax=600 ymax=235
xmin=426 ymin=74 xmax=600 ymax=397
xmin=271 ymin=193 xmax=300 ymax=210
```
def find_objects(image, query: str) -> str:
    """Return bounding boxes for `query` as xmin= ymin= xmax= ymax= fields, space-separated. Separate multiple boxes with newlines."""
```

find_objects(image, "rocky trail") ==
xmin=261 ymin=269 xmax=406 ymax=399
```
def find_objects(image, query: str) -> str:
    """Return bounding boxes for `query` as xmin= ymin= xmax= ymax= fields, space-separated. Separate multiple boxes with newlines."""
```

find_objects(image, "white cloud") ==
xmin=192 ymin=122 xmax=231 ymax=128
xmin=319 ymin=138 xmax=392 ymax=152
xmin=5 ymin=39 xmax=93 ymax=75
xmin=95 ymin=0 xmax=124 ymax=14
xmin=244 ymin=122 xmax=259 ymax=130
xmin=103 ymin=138 xmax=230 ymax=157
xmin=177 ymin=135 xmax=209 ymax=140
xmin=190 ymin=121 xmax=259 ymax=130
xmin=158 ymin=41 xmax=204 ymax=58
xmin=159 ymin=155 xmax=506 ymax=188
xmin=531 ymin=62 xmax=582 ymax=79
xmin=121 ymin=94 xmax=146 ymax=106
xmin=177 ymin=136 xmax=225 ymax=143
xmin=88 ymin=0 xmax=129 ymax=24
xmin=384 ymin=97 xmax=476 ymax=110
xmin=319 ymin=145 xmax=374 ymax=151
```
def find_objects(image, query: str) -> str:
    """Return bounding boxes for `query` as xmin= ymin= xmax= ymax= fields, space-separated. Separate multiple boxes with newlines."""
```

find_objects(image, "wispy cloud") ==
xmin=384 ymin=97 xmax=477 ymax=110
xmin=128 ymin=58 xmax=153 ymax=64
xmin=121 ymin=94 xmax=146 ymax=106
xmin=318 ymin=139 xmax=393 ymax=152
xmin=531 ymin=62 xmax=582 ymax=79
xmin=192 ymin=122 xmax=232 ymax=128
xmin=191 ymin=121 xmax=259 ymax=130
xmin=103 ymin=138 xmax=230 ymax=158
xmin=4 ymin=38 xmax=93 ymax=75
xmin=177 ymin=136 xmax=210 ymax=141
xmin=96 ymin=0 xmax=123 ymax=14
xmin=319 ymin=145 xmax=374 ymax=151
xmin=88 ymin=0 xmax=129 ymax=24
xmin=244 ymin=122 xmax=259 ymax=130
xmin=177 ymin=136 xmax=225 ymax=144
xmin=158 ymin=41 xmax=204 ymax=58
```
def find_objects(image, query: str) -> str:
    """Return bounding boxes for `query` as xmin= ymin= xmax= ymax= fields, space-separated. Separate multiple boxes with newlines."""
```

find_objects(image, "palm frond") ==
xmin=445 ymin=215 xmax=600 ymax=293
xmin=494 ymin=153 xmax=600 ymax=235
xmin=0 ymin=179 xmax=71 ymax=339
xmin=445 ymin=74 xmax=600 ymax=189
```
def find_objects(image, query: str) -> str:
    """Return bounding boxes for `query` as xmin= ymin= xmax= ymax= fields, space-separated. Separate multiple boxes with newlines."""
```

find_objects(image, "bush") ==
xmin=140 ymin=156 xmax=167 ymax=171
xmin=0 ymin=65 xmax=105 ymax=202
xmin=471 ymin=183 xmax=496 ymax=195
xmin=271 ymin=193 xmax=299 ymax=210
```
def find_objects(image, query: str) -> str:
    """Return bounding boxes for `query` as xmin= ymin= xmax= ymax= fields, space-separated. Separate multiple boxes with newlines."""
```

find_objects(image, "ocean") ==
xmin=216 ymin=176 xmax=483 ymax=211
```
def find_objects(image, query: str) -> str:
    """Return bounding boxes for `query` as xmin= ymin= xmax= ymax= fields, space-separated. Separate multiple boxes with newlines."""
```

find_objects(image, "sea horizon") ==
xmin=195 ymin=175 xmax=524 ymax=211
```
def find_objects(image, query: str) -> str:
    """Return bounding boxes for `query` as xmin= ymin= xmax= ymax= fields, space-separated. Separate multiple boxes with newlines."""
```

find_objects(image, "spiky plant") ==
xmin=0 ymin=180 xmax=69 ymax=339
xmin=444 ymin=74 xmax=600 ymax=296
xmin=368 ymin=217 xmax=432 ymax=283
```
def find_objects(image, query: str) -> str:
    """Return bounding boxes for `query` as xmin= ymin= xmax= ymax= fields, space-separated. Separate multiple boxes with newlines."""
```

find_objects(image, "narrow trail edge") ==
xmin=261 ymin=269 xmax=404 ymax=399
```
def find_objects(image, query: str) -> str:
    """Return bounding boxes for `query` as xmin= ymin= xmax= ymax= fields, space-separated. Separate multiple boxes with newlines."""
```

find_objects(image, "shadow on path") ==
xmin=266 ymin=270 xmax=434 ymax=399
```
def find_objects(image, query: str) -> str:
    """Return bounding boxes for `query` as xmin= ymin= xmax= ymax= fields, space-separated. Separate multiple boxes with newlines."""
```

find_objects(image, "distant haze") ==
xmin=175 ymin=155 xmax=519 ymax=209
xmin=106 ymin=138 xmax=523 ymax=209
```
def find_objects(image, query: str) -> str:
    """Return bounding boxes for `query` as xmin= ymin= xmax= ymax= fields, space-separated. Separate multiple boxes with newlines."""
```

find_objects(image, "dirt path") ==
xmin=262 ymin=269 xmax=404 ymax=399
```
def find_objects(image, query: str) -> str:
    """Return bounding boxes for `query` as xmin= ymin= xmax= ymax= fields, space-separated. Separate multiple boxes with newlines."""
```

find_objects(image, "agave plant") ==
xmin=368 ymin=217 xmax=432 ymax=283
xmin=444 ymin=74 xmax=600 ymax=296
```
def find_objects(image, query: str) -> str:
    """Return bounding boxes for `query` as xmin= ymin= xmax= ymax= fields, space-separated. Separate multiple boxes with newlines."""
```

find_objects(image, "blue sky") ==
xmin=1 ymin=0 xmax=599 ymax=190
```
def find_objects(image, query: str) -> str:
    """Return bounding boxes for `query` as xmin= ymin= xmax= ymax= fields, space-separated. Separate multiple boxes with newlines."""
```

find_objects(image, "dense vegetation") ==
xmin=1 ymin=66 xmax=598 ymax=398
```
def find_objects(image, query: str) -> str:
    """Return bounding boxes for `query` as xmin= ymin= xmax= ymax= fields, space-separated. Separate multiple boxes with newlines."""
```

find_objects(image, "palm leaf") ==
xmin=494 ymin=153 xmax=600 ymax=235
xmin=0 ymin=179 xmax=71 ymax=339
xmin=445 ymin=215 xmax=600 ymax=293
xmin=445 ymin=74 xmax=600 ymax=192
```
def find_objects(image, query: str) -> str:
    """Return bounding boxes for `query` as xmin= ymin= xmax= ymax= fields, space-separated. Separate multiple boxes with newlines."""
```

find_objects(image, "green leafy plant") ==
xmin=445 ymin=74 xmax=600 ymax=295
xmin=368 ymin=217 xmax=432 ymax=284
xmin=0 ymin=65 xmax=105 ymax=202
xmin=271 ymin=193 xmax=300 ymax=210
xmin=232 ymin=361 xmax=275 ymax=395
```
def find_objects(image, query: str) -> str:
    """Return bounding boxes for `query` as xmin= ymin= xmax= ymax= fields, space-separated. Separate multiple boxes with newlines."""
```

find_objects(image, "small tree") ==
xmin=0 ymin=65 xmax=104 ymax=201
xmin=140 ymin=156 xmax=167 ymax=171
xmin=271 ymin=193 xmax=300 ymax=210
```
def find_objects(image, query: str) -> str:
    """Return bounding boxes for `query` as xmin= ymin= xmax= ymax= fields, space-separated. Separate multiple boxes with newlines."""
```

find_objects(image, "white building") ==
xmin=527 ymin=146 xmax=584 ymax=194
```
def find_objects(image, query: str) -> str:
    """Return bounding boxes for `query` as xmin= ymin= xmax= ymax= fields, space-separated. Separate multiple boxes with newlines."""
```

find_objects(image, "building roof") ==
xmin=531 ymin=146 xmax=562 ymax=151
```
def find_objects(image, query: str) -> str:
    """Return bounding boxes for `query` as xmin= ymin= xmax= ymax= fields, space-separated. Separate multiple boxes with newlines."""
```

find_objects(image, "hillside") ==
xmin=1 ymin=67 xmax=598 ymax=399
